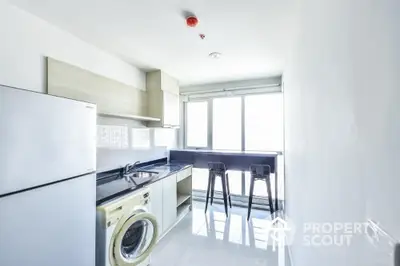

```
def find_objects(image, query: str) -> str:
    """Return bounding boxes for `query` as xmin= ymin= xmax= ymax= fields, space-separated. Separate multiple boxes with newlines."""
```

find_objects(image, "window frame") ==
xmin=184 ymin=99 xmax=212 ymax=150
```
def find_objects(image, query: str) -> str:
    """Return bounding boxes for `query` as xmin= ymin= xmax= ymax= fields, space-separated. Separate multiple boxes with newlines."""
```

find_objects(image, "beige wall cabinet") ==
xmin=47 ymin=58 xmax=148 ymax=117
xmin=47 ymin=58 xmax=162 ymax=122
xmin=146 ymin=70 xmax=180 ymax=127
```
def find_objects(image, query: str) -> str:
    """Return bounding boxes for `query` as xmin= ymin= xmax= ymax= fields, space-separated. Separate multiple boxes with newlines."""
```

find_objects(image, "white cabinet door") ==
xmin=149 ymin=181 xmax=163 ymax=238
xmin=162 ymin=174 xmax=177 ymax=233
xmin=163 ymin=92 xmax=180 ymax=127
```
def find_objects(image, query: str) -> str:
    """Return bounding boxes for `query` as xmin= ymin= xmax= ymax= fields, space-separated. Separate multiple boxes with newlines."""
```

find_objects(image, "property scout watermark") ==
xmin=303 ymin=222 xmax=369 ymax=247
xmin=265 ymin=216 xmax=372 ymax=248
xmin=265 ymin=216 xmax=296 ymax=249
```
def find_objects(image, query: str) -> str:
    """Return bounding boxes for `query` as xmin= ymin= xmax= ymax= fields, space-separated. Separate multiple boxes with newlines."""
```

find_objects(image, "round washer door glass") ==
xmin=113 ymin=212 xmax=158 ymax=265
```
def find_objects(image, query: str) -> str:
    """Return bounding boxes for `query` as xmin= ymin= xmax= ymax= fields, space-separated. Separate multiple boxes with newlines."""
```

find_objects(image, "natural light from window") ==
xmin=186 ymin=101 xmax=208 ymax=147
xmin=212 ymin=97 xmax=242 ymax=151
xmin=245 ymin=93 xmax=283 ymax=151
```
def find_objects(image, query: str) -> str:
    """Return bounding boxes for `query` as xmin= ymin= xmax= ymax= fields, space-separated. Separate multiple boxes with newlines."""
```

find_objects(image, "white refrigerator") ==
xmin=0 ymin=85 xmax=97 ymax=266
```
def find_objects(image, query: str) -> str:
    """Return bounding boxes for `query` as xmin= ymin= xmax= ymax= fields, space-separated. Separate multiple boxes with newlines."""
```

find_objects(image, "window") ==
xmin=186 ymin=101 xmax=208 ymax=148
xmin=184 ymin=93 xmax=283 ymax=152
xmin=185 ymin=92 xmax=283 ymax=204
xmin=210 ymin=170 xmax=242 ymax=195
xmin=192 ymin=168 xmax=209 ymax=191
xmin=245 ymin=172 xmax=268 ymax=197
xmin=245 ymin=94 xmax=283 ymax=151
xmin=212 ymin=97 xmax=242 ymax=150
xmin=154 ymin=128 xmax=176 ymax=148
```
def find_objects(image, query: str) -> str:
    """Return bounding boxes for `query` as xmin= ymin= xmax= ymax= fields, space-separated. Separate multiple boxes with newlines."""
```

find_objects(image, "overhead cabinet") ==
xmin=46 ymin=58 xmax=159 ymax=123
xmin=146 ymin=70 xmax=180 ymax=127
xmin=47 ymin=59 xmax=180 ymax=125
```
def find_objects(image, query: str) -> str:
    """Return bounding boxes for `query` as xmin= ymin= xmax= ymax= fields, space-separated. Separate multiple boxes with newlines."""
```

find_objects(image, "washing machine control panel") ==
xmin=141 ymin=192 xmax=150 ymax=205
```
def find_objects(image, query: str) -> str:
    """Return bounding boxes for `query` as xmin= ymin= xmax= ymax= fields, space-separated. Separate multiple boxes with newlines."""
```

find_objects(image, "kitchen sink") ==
xmin=131 ymin=171 xmax=158 ymax=179
xmin=123 ymin=170 xmax=158 ymax=186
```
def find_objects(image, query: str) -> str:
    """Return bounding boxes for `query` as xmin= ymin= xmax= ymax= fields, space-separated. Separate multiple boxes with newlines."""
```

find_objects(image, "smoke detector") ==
xmin=209 ymin=52 xmax=222 ymax=59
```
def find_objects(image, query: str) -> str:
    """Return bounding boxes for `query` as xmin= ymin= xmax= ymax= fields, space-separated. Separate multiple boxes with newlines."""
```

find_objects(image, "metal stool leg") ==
xmin=226 ymin=173 xmax=232 ymax=208
xmin=210 ymin=173 xmax=216 ymax=206
xmin=265 ymin=176 xmax=274 ymax=215
xmin=221 ymin=174 xmax=229 ymax=217
xmin=205 ymin=171 xmax=212 ymax=213
xmin=247 ymin=177 xmax=255 ymax=220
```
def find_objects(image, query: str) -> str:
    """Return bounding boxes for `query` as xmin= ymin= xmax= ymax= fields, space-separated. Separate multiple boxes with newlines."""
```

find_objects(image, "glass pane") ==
xmin=186 ymin=102 xmax=208 ymax=147
xmin=212 ymin=97 xmax=242 ymax=150
xmin=154 ymin=128 xmax=176 ymax=148
xmin=227 ymin=170 xmax=242 ymax=195
xmin=196 ymin=170 xmax=243 ymax=194
xmin=245 ymin=172 xmax=267 ymax=197
xmin=192 ymin=168 xmax=209 ymax=190
xmin=245 ymin=93 xmax=283 ymax=151
xmin=121 ymin=218 xmax=154 ymax=260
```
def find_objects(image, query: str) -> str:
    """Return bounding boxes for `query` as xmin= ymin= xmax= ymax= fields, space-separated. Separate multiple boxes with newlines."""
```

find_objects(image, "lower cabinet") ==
xmin=161 ymin=174 xmax=177 ymax=234
xmin=149 ymin=168 xmax=192 ymax=240
xmin=149 ymin=180 xmax=163 ymax=238
xmin=149 ymin=173 xmax=177 ymax=239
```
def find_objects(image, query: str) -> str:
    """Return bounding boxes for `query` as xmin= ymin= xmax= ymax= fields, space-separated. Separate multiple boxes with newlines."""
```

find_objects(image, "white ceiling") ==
xmin=11 ymin=0 xmax=296 ymax=86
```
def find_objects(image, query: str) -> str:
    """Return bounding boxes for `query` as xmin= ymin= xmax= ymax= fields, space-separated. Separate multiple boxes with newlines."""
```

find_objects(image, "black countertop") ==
xmin=172 ymin=149 xmax=282 ymax=156
xmin=170 ymin=149 xmax=279 ymax=172
xmin=96 ymin=161 xmax=191 ymax=205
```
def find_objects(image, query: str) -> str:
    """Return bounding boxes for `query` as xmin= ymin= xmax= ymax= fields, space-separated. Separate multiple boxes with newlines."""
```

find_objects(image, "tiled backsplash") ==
xmin=96 ymin=116 xmax=177 ymax=172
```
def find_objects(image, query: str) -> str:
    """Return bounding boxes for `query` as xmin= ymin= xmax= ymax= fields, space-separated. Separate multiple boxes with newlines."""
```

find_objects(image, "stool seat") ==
xmin=205 ymin=162 xmax=232 ymax=216
xmin=247 ymin=164 xmax=274 ymax=220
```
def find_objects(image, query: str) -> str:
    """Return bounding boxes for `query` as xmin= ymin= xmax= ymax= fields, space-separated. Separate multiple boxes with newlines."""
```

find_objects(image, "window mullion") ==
xmin=241 ymin=96 xmax=246 ymax=196
xmin=241 ymin=95 xmax=245 ymax=152
xmin=207 ymin=98 xmax=213 ymax=150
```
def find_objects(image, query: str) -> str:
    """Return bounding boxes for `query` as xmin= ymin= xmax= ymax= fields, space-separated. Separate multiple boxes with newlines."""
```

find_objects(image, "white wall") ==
xmin=0 ymin=1 xmax=145 ymax=93
xmin=0 ymin=1 xmax=175 ymax=172
xmin=284 ymin=0 xmax=399 ymax=265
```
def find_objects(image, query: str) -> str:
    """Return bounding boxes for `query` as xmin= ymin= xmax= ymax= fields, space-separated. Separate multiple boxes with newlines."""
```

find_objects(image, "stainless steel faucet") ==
xmin=124 ymin=161 xmax=140 ymax=175
xmin=123 ymin=161 xmax=141 ymax=183
xmin=132 ymin=161 xmax=140 ymax=169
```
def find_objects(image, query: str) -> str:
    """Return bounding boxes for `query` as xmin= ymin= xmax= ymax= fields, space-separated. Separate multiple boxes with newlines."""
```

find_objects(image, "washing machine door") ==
xmin=111 ymin=210 xmax=158 ymax=266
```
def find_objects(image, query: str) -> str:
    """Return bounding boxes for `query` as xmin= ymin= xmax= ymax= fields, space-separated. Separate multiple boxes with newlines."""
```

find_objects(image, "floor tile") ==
xmin=151 ymin=201 xmax=291 ymax=266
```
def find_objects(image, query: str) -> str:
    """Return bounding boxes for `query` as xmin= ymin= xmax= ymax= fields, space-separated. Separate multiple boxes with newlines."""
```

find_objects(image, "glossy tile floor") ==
xmin=151 ymin=201 xmax=291 ymax=266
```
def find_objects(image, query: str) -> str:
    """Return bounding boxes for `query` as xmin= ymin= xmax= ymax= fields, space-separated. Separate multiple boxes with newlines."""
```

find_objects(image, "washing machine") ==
xmin=96 ymin=187 xmax=158 ymax=266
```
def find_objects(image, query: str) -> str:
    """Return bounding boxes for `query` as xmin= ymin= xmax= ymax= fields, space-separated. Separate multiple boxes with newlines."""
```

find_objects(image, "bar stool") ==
xmin=247 ymin=164 xmax=274 ymax=220
xmin=205 ymin=162 xmax=232 ymax=216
